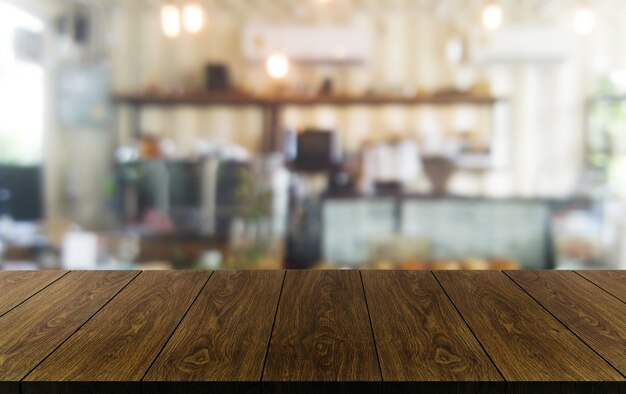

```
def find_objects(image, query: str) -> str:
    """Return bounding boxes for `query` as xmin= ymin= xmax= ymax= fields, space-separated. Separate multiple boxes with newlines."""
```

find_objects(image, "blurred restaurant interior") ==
xmin=1 ymin=0 xmax=626 ymax=271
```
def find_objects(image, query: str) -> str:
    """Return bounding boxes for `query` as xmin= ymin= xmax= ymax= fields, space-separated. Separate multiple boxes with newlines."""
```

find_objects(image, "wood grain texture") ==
xmin=433 ymin=270 xmax=623 ymax=382
xmin=262 ymin=270 xmax=380 ymax=383
xmin=0 ymin=270 xmax=67 ymax=317
xmin=506 ymin=270 xmax=626 ymax=375
xmin=0 ymin=269 xmax=622 ymax=394
xmin=362 ymin=271 xmax=502 ymax=389
xmin=576 ymin=271 xmax=626 ymax=303
xmin=23 ymin=270 xmax=211 ymax=393
xmin=0 ymin=270 xmax=138 ymax=390
xmin=143 ymin=270 xmax=285 ymax=394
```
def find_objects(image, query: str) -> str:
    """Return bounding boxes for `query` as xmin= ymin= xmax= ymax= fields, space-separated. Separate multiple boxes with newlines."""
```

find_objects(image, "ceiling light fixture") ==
xmin=161 ymin=4 xmax=181 ymax=38
xmin=573 ymin=4 xmax=595 ymax=35
xmin=482 ymin=2 xmax=503 ymax=31
xmin=183 ymin=3 xmax=204 ymax=34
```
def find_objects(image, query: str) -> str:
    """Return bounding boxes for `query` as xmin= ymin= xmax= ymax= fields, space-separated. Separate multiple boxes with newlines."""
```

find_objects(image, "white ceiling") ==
xmin=56 ymin=0 xmax=623 ymax=25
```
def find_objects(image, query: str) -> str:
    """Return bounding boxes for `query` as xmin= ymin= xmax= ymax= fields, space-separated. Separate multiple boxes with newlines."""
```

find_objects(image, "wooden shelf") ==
xmin=113 ymin=92 xmax=266 ymax=106
xmin=113 ymin=91 xmax=506 ymax=107
xmin=112 ymin=91 xmax=507 ymax=153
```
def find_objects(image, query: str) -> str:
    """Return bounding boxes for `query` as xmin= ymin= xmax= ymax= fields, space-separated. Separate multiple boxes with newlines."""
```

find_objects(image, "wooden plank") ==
xmin=361 ymin=271 xmax=503 ymax=393
xmin=0 ymin=270 xmax=67 ymax=317
xmin=23 ymin=270 xmax=211 ymax=394
xmin=142 ymin=270 xmax=285 ymax=394
xmin=0 ymin=270 xmax=138 ymax=393
xmin=433 ymin=271 xmax=624 ymax=387
xmin=262 ymin=270 xmax=380 ymax=393
xmin=506 ymin=270 xmax=626 ymax=375
xmin=576 ymin=271 xmax=626 ymax=303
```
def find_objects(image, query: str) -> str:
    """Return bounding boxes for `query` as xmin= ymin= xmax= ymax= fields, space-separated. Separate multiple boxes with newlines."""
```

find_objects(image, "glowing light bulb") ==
xmin=482 ymin=3 xmax=503 ymax=31
xmin=183 ymin=3 xmax=204 ymax=34
xmin=266 ymin=53 xmax=289 ymax=79
xmin=573 ymin=6 xmax=595 ymax=35
xmin=161 ymin=4 xmax=180 ymax=38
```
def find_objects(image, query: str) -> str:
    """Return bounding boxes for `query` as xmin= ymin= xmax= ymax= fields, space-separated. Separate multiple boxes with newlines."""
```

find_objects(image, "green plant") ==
xmin=228 ymin=165 xmax=276 ymax=267
xmin=588 ymin=77 xmax=626 ymax=170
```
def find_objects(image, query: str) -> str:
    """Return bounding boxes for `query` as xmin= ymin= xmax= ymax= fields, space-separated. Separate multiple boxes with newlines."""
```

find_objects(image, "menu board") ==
xmin=401 ymin=200 xmax=549 ymax=268
xmin=58 ymin=65 xmax=111 ymax=130
xmin=322 ymin=198 xmax=396 ymax=265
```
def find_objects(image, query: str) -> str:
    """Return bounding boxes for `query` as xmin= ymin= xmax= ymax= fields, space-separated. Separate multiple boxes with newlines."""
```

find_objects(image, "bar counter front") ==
xmin=0 ymin=269 xmax=624 ymax=393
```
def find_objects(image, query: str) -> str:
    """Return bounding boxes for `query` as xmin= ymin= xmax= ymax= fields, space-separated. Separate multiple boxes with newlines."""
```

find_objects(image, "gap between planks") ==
xmin=259 ymin=270 xmax=287 ymax=382
xmin=358 ymin=271 xmax=384 ymax=382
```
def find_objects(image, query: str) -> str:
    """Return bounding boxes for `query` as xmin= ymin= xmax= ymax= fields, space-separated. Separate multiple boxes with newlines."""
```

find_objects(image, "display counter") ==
xmin=318 ymin=194 xmax=599 ymax=269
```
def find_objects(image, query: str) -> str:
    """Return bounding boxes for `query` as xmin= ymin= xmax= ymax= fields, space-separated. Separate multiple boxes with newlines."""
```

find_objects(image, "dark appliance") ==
xmin=286 ymin=129 xmax=341 ymax=173
xmin=0 ymin=165 xmax=43 ymax=221
xmin=205 ymin=64 xmax=231 ymax=91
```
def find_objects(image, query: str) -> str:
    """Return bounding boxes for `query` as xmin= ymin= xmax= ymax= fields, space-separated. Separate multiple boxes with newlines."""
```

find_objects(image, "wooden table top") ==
xmin=0 ymin=270 xmax=624 ymax=394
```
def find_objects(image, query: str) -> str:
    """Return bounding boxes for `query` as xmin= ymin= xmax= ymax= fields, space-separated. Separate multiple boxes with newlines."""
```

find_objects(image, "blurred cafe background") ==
xmin=1 ymin=0 xmax=626 ymax=271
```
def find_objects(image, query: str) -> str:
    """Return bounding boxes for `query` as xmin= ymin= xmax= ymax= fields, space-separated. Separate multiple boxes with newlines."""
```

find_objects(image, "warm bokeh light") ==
xmin=161 ymin=4 xmax=180 ymax=38
xmin=183 ymin=3 xmax=204 ymax=34
xmin=482 ymin=3 xmax=503 ymax=31
xmin=266 ymin=53 xmax=289 ymax=79
xmin=573 ymin=6 xmax=595 ymax=35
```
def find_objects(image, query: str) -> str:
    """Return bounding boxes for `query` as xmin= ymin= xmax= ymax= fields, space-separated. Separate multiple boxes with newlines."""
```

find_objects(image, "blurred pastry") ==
xmin=400 ymin=258 xmax=427 ymax=270
xmin=430 ymin=259 xmax=462 ymax=270
xmin=490 ymin=257 xmax=519 ymax=270
xmin=462 ymin=257 xmax=490 ymax=270
xmin=372 ymin=260 xmax=397 ymax=270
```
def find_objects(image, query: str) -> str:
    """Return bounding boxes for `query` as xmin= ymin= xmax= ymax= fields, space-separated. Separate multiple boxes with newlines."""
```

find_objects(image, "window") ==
xmin=0 ymin=2 xmax=44 ymax=165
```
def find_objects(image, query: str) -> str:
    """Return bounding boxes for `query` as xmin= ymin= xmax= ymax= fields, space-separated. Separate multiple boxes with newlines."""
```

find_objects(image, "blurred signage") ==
xmin=57 ymin=65 xmax=111 ymax=130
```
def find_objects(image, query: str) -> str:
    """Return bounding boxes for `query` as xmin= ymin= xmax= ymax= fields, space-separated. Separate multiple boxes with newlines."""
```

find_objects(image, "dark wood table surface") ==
xmin=0 ymin=270 xmax=624 ymax=394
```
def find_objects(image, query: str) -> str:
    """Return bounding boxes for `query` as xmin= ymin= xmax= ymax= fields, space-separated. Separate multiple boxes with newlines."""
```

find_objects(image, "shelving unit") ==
xmin=113 ymin=91 xmax=507 ymax=155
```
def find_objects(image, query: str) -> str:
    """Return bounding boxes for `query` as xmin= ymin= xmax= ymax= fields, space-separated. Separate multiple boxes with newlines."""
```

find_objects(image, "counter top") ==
xmin=0 ymin=270 xmax=623 ymax=393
